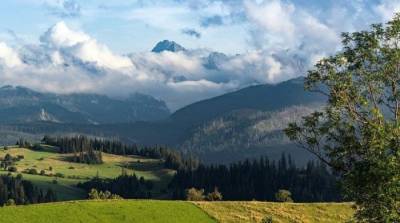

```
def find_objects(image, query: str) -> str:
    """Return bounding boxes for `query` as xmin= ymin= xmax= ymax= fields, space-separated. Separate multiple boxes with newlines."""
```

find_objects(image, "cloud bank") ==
xmin=0 ymin=0 xmax=399 ymax=111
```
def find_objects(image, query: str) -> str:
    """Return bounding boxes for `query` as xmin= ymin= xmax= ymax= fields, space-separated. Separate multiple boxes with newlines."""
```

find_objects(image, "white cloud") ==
xmin=374 ymin=0 xmax=400 ymax=21
xmin=244 ymin=0 xmax=296 ymax=47
xmin=40 ymin=21 xmax=133 ymax=70
xmin=0 ymin=42 xmax=23 ymax=67
xmin=1 ymin=1 xmax=400 ymax=111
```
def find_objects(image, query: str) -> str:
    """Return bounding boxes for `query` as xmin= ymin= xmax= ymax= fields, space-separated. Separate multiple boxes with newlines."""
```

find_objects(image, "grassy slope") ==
xmin=0 ymin=147 xmax=174 ymax=200
xmin=195 ymin=201 xmax=354 ymax=223
xmin=0 ymin=200 xmax=354 ymax=223
xmin=0 ymin=200 xmax=216 ymax=223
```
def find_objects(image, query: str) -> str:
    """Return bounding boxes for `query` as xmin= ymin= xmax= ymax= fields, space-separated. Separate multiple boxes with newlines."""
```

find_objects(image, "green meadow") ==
xmin=0 ymin=200 xmax=354 ymax=223
xmin=0 ymin=147 xmax=174 ymax=200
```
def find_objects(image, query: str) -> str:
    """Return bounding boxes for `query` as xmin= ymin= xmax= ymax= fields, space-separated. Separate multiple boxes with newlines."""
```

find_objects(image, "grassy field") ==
xmin=0 ymin=200 xmax=354 ymax=223
xmin=0 ymin=147 xmax=174 ymax=200
xmin=0 ymin=200 xmax=216 ymax=223
xmin=195 ymin=201 xmax=354 ymax=223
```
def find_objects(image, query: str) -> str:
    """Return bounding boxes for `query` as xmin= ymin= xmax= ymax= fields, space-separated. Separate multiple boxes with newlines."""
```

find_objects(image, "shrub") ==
xmin=275 ymin=189 xmax=293 ymax=203
xmin=206 ymin=187 xmax=223 ymax=201
xmin=7 ymin=166 xmax=17 ymax=172
xmin=185 ymin=188 xmax=205 ymax=201
xmin=88 ymin=188 xmax=100 ymax=200
xmin=54 ymin=173 xmax=65 ymax=178
xmin=24 ymin=168 xmax=38 ymax=175
xmin=88 ymin=189 xmax=122 ymax=200
xmin=40 ymin=170 xmax=46 ymax=175
xmin=261 ymin=216 xmax=273 ymax=223
xmin=5 ymin=199 xmax=15 ymax=206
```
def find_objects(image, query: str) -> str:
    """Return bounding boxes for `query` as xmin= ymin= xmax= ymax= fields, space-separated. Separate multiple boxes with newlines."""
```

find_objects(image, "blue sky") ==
xmin=0 ymin=0 xmax=249 ymax=54
xmin=0 ymin=0 xmax=398 ymax=110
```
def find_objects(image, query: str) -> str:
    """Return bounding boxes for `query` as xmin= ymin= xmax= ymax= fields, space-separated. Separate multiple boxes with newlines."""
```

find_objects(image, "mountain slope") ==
xmin=0 ymin=78 xmax=325 ymax=164
xmin=170 ymin=77 xmax=325 ymax=128
xmin=0 ymin=86 xmax=170 ymax=124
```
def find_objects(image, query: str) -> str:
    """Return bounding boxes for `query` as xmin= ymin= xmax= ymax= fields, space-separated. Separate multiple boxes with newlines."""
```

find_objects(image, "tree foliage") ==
xmin=78 ymin=174 xmax=153 ymax=199
xmin=185 ymin=188 xmax=205 ymax=201
xmin=42 ymin=135 xmax=198 ymax=170
xmin=285 ymin=14 xmax=400 ymax=222
xmin=274 ymin=189 xmax=293 ymax=203
xmin=0 ymin=174 xmax=56 ymax=206
xmin=170 ymin=155 xmax=340 ymax=202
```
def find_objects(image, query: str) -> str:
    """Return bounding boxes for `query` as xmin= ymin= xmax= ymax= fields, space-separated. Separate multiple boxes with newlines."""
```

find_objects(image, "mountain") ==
xmin=170 ymin=77 xmax=324 ymax=127
xmin=166 ymin=77 xmax=326 ymax=164
xmin=0 ymin=77 xmax=326 ymax=164
xmin=0 ymin=86 xmax=170 ymax=124
xmin=151 ymin=40 xmax=186 ymax=53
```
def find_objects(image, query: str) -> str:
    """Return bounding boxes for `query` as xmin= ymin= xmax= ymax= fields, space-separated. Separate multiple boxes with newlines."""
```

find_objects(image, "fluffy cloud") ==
xmin=0 ymin=42 xmax=23 ymax=67
xmin=1 ymin=0 xmax=400 ymax=111
xmin=40 ymin=22 xmax=133 ymax=70
xmin=0 ymin=21 xmax=308 ymax=110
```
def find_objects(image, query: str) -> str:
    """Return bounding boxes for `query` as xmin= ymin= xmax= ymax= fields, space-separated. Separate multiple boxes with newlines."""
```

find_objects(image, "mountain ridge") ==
xmin=0 ymin=86 xmax=170 ymax=124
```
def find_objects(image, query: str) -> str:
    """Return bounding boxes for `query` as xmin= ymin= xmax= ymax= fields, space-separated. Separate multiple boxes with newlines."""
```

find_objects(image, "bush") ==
xmin=52 ymin=179 xmax=58 ymax=184
xmin=88 ymin=188 xmax=100 ymax=200
xmin=275 ymin=189 xmax=293 ymax=203
xmin=24 ymin=168 xmax=38 ymax=175
xmin=5 ymin=199 xmax=15 ymax=206
xmin=185 ymin=188 xmax=205 ymax=201
xmin=54 ymin=173 xmax=65 ymax=178
xmin=40 ymin=170 xmax=46 ymax=175
xmin=7 ymin=166 xmax=17 ymax=172
xmin=206 ymin=187 xmax=223 ymax=201
xmin=261 ymin=216 xmax=273 ymax=223
xmin=88 ymin=189 xmax=122 ymax=200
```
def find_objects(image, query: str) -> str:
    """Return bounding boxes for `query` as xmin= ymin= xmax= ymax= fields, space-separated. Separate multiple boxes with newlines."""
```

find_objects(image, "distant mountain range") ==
xmin=0 ymin=38 xmax=323 ymax=164
xmin=0 ymin=85 xmax=170 ymax=124
xmin=0 ymin=77 xmax=326 ymax=165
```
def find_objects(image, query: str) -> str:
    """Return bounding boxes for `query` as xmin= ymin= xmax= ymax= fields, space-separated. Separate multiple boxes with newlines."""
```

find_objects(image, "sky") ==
xmin=0 ymin=0 xmax=398 ymax=110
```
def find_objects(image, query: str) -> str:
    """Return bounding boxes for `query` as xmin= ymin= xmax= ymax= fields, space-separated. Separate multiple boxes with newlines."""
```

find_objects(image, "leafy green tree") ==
xmin=88 ymin=188 xmax=100 ymax=200
xmin=5 ymin=199 xmax=15 ymax=206
xmin=185 ymin=188 xmax=205 ymax=201
xmin=274 ymin=190 xmax=293 ymax=203
xmin=285 ymin=14 xmax=400 ymax=222
xmin=206 ymin=187 xmax=223 ymax=201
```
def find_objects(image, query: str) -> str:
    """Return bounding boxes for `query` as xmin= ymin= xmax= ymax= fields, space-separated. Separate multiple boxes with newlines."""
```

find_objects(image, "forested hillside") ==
xmin=0 ymin=77 xmax=324 ymax=164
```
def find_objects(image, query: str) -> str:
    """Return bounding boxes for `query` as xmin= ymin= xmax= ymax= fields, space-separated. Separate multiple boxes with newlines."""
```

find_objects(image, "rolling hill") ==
xmin=0 ymin=146 xmax=174 ymax=200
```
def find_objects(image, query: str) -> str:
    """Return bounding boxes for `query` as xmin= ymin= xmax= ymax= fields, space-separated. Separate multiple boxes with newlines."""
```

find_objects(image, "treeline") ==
xmin=42 ymin=135 xmax=198 ymax=170
xmin=169 ymin=154 xmax=341 ymax=202
xmin=77 ymin=173 xmax=153 ymax=199
xmin=0 ymin=174 xmax=56 ymax=206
